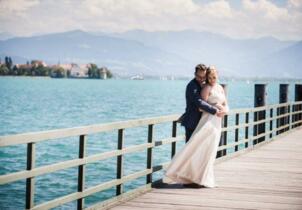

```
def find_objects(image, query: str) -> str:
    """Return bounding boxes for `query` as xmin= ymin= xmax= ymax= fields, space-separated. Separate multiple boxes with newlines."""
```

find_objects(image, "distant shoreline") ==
xmin=1 ymin=75 xmax=302 ymax=82
xmin=0 ymin=75 xmax=51 ymax=79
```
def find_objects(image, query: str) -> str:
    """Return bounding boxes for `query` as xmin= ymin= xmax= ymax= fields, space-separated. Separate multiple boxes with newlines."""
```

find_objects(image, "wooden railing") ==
xmin=0 ymin=102 xmax=302 ymax=210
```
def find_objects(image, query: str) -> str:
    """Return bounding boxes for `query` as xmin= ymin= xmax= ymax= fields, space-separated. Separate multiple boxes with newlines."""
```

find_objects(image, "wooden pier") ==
xmin=1 ymin=84 xmax=302 ymax=210
xmin=109 ymin=128 xmax=302 ymax=210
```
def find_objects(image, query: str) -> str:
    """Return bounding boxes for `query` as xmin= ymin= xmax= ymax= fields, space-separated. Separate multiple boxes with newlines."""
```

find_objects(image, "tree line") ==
xmin=0 ymin=56 xmax=112 ymax=79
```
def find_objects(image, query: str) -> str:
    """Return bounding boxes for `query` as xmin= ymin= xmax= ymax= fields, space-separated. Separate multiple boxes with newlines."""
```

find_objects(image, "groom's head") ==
xmin=194 ymin=64 xmax=207 ymax=84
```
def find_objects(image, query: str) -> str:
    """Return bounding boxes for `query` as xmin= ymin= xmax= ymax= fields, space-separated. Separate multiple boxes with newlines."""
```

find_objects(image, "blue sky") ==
xmin=0 ymin=0 xmax=301 ymax=40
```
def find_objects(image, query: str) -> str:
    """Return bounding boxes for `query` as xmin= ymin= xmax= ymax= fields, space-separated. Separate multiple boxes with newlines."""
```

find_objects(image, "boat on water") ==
xmin=130 ymin=75 xmax=144 ymax=80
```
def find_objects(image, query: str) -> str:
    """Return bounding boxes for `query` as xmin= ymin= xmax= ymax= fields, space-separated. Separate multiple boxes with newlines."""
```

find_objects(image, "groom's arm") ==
xmin=187 ymin=83 xmax=217 ymax=115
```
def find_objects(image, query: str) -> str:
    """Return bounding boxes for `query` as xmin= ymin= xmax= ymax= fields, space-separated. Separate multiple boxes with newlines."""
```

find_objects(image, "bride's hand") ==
xmin=215 ymin=104 xmax=224 ymax=110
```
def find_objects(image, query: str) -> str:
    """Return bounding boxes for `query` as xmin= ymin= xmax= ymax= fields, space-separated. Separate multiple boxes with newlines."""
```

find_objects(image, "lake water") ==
xmin=0 ymin=77 xmax=300 ymax=209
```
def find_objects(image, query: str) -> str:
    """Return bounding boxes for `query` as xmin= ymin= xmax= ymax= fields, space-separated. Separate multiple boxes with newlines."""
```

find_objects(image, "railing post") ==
xmin=217 ymin=84 xmax=227 ymax=157
xmin=116 ymin=129 xmax=124 ymax=195
xmin=288 ymin=103 xmax=293 ymax=130
xmin=295 ymin=84 xmax=302 ymax=127
xmin=253 ymin=84 xmax=267 ymax=145
xmin=26 ymin=142 xmax=35 ymax=210
xmin=269 ymin=108 xmax=273 ymax=139
xmin=146 ymin=124 xmax=154 ymax=184
xmin=292 ymin=103 xmax=296 ymax=128
xmin=288 ymin=104 xmax=292 ymax=130
xmin=277 ymin=84 xmax=289 ymax=134
xmin=171 ymin=121 xmax=177 ymax=158
xmin=77 ymin=135 xmax=87 ymax=210
xmin=235 ymin=113 xmax=239 ymax=152
xmin=245 ymin=112 xmax=249 ymax=148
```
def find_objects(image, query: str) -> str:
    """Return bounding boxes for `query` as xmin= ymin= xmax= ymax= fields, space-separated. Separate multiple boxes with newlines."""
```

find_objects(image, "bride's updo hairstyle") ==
xmin=206 ymin=65 xmax=217 ymax=84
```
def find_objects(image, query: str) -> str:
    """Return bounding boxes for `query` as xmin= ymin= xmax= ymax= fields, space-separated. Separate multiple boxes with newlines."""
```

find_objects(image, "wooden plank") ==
xmin=1 ymin=103 xmax=300 ymax=148
xmin=108 ymin=128 xmax=302 ymax=210
xmin=85 ymin=184 xmax=152 ymax=210
xmin=0 ymin=143 xmax=153 ymax=185
xmin=32 ymin=170 xmax=153 ymax=210
xmin=121 ymin=193 xmax=302 ymax=210
xmin=0 ymin=114 xmax=180 ymax=147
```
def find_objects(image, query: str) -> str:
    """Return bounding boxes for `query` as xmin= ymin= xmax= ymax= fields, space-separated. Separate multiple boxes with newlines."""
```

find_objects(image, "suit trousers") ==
xmin=185 ymin=127 xmax=195 ymax=143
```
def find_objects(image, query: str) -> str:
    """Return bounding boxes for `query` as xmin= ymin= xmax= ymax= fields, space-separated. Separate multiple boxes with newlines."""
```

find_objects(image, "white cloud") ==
xmin=0 ymin=0 xmax=301 ymax=40
xmin=288 ymin=0 xmax=302 ymax=8
xmin=0 ymin=0 xmax=39 ymax=18
xmin=242 ymin=0 xmax=289 ymax=20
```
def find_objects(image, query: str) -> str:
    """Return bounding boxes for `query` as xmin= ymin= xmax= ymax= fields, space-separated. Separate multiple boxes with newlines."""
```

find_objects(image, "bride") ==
xmin=164 ymin=66 xmax=229 ymax=188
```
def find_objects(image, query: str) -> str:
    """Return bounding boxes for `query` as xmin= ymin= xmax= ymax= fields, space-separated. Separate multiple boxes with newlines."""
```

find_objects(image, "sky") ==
xmin=0 ymin=0 xmax=301 ymax=40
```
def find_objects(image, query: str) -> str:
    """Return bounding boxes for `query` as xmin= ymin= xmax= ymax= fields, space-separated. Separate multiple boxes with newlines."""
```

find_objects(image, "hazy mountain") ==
xmin=111 ymin=30 xmax=297 ymax=77
xmin=0 ymin=32 xmax=14 ymax=41
xmin=0 ymin=30 xmax=190 ymax=76
xmin=0 ymin=29 xmax=300 ymax=77
xmin=255 ymin=41 xmax=302 ymax=77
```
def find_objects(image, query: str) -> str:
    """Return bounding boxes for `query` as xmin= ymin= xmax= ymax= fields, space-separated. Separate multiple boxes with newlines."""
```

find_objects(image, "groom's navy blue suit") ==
xmin=181 ymin=79 xmax=217 ymax=143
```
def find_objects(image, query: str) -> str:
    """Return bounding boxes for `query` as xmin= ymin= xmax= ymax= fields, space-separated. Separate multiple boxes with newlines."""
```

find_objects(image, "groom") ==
xmin=181 ymin=64 xmax=225 ymax=143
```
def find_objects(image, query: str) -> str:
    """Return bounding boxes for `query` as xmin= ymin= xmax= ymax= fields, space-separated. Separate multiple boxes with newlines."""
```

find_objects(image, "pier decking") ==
xmin=109 ymin=128 xmax=302 ymax=210
xmin=1 ymin=91 xmax=302 ymax=210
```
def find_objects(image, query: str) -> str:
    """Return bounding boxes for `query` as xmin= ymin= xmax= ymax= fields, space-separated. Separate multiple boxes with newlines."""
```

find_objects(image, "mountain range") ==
xmin=0 ymin=30 xmax=301 ymax=78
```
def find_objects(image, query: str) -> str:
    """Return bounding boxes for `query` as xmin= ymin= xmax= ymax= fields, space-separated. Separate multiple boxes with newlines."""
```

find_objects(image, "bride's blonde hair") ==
xmin=206 ymin=65 xmax=218 ymax=84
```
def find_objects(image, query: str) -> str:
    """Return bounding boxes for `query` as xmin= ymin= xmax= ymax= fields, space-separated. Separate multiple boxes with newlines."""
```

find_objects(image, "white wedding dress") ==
xmin=164 ymin=84 xmax=228 ymax=188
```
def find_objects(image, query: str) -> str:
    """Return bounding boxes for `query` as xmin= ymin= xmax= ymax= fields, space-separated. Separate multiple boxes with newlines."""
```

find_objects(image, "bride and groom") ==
xmin=164 ymin=64 xmax=229 ymax=188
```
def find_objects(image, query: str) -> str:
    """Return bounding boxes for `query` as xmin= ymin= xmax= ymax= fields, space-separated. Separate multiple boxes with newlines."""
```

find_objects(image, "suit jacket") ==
xmin=181 ymin=79 xmax=217 ymax=130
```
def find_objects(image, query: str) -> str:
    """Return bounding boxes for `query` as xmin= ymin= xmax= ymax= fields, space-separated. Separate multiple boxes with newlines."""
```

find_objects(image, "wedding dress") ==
xmin=164 ymin=84 xmax=228 ymax=188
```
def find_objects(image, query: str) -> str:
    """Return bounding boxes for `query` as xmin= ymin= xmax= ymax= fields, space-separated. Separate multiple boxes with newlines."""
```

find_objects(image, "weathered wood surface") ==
xmin=109 ymin=128 xmax=302 ymax=210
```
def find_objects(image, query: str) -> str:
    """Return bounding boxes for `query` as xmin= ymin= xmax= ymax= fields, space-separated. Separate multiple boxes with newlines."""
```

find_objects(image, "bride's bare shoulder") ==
xmin=202 ymin=84 xmax=212 ymax=92
xmin=216 ymin=84 xmax=225 ymax=92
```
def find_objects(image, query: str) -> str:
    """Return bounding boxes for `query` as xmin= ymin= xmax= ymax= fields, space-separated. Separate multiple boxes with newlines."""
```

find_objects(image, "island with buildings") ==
xmin=0 ymin=56 xmax=112 ymax=79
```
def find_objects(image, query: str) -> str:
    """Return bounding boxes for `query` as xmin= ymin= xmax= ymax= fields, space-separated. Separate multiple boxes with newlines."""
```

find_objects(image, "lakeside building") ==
xmin=58 ymin=63 xmax=109 ymax=79
xmin=56 ymin=63 xmax=89 ymax=78
xmin=99 ymin=67 xmax=108 ymax=79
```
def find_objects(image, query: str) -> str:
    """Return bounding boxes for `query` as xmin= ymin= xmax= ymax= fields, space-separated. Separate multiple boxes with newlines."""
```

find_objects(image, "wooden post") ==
xmin=287 ymin=104 xmax=291 ymax=131
xmin=77 ymin=135 xmax=87 ymax=210
xmin=217 ymin=84 xmax=227 ymax=158
xmin=146 ymin=124 xmax=154 ymax=184
xmin=295 ymin=84 xmax=302 ymax=127
xmin=171 ymin=121 xmax=177 ymax=158
xmin=269 ymin=108 xmax=273 ymax=139
xmin=253 ymin=84 xmax=266 ymax=145
xmin=26 ymin=143 xmax=35 ymax=210
xmin=245 ymin=112 xmax=249 ymax=148
xmin=277 ymin=84 xmax=288 ymax=134
xmin=235 ymin=113 xmax=239 ymax=152
xmin=288 ymin=104 xmax=292 ymax=131
xmin=116 ymin=129 xmax=124 ymax=195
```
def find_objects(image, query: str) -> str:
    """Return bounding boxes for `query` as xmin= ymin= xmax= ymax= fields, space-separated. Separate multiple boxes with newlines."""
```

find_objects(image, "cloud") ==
xmin=242 ymin=0 xmax=289 ymax=20
xmin=0 ymin=0 xmax=301 ymax=40
xmin=0 ymin=0 xmax=39 ymax=17
xmin=288 ymin=0 xmax=302 ymax=9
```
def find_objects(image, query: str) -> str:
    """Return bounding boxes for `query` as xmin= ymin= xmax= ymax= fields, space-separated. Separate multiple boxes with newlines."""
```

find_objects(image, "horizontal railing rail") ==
xmin=0 ymin=101 xmax=302 ymax=210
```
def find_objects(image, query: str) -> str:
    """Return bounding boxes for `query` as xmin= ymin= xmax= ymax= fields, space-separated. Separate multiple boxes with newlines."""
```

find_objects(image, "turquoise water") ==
xmin=0 ymin=77 xmax=300 ymax=209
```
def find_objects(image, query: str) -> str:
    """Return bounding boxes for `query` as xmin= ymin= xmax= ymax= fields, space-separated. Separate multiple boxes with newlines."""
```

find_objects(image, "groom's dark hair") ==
xmin=195 ymin=64 xmax=207 ymax=74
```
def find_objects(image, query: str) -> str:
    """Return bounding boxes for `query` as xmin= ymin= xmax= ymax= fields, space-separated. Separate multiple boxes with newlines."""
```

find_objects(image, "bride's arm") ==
xmin=201 ymin=85 xmax=211 ymax=101
xmin=221 ymin=86 xmax=229 ymax=113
